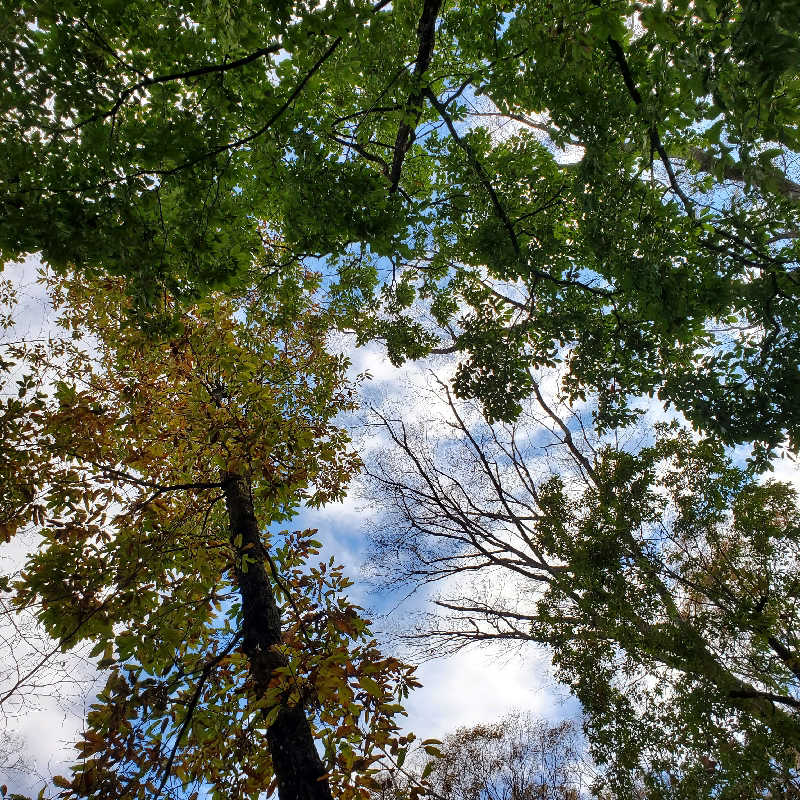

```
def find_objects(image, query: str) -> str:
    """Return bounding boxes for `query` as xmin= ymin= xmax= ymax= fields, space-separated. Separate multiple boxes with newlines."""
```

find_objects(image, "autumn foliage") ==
xmin=0 ymin=271 xmax=419 ymax=799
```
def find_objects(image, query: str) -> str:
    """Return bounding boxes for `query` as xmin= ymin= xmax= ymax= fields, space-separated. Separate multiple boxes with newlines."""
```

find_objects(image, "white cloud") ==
xmin=0 ymin=256 xmax=102 ymax=795
xmin=402 ymin=643 xmax=566 ymax=739
xmin=1 ymin=255 xmax=57 ymax=342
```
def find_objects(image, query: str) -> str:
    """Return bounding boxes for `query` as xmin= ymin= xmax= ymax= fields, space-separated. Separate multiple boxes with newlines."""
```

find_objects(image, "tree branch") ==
xmin=156 ymin=634 xmax=242 ymax=797
xmin=63 ymin=45 xmax=282 ymax=133
xmin=688 ymin=146 xmax=800 ymax=203
xmin=603 ymin=36 xmax=695 ymax=215
xmin=389 ymin=0 xmax=445 ymax=190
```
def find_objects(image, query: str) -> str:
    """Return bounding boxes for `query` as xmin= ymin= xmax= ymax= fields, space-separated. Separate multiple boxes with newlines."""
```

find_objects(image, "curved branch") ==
xmin=688 ymin=147 xmax=800 ymax=203
xmin=603 ymin=36 xmax=694 ymax=215
xmin=63 ymin=45 xmax=281 ymax=133
xmin=156 ymin=633 xmax=242 ymax=797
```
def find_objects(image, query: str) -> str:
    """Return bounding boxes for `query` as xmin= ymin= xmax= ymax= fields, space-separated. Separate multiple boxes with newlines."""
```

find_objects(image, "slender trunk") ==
xmin=633 ymin=614 xmax=800 ymax=745
xmin=223 ymin=473 xmax=333 ymax=800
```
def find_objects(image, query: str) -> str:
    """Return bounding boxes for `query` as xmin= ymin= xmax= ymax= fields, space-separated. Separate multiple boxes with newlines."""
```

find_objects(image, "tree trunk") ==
xmin=636 ymin=615 xmax=800 ymax=747
xmin=223 ymin=473 xmax=333 ymax=800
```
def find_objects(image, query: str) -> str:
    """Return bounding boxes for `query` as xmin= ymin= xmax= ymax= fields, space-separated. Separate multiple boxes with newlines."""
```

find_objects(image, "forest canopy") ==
xmin=2 ymin=0 xmax=800 ymax=797
xmin=2 ymin=0 xmax=800 ymax=451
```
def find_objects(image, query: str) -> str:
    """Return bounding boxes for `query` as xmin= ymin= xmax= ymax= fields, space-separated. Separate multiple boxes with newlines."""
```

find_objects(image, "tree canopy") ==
xmin=2 ymin=0 xmax=800 ymax=452
xmin=3 ymin=0 xmax=800 ymax=796
xmin=370 ymin=713 xmax=589 ymax=800
xmin=0 ymin=270 xmax=420 ymax=799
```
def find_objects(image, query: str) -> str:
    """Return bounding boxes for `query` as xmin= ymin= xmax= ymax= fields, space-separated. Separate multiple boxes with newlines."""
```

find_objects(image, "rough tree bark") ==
xmin=223 ymin=473 xmax=333 ymax=800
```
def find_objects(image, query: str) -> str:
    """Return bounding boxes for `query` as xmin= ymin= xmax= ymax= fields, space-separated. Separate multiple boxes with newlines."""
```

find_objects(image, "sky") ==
xmin=0 ymin=256 xmax=571 ymax=798
xmin=291 ymin=336 xmax=579 ymax=734
xmin=0 ymin=258 xmax=107 ymax=793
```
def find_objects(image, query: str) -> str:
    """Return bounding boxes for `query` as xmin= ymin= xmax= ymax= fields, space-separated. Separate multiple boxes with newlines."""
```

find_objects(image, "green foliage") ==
xmin=0 ymin=0 xmax=410 ymax=307
xmin=2 ymin=0 xmax=800 ymax=452
xmin=545 ymin=431 xmax=800 ymax=798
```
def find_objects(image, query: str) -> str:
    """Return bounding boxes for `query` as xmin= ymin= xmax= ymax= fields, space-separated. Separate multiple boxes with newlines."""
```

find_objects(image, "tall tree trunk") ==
xmin=223 ymin=473 xmax=333 ymax=800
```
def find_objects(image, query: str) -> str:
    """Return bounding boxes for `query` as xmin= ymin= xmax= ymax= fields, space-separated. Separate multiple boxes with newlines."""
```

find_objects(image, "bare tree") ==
xmin=363 ymin=374 xmax=800 ymax=798
xmin=371 ymin=712 xmax=590 ymax=800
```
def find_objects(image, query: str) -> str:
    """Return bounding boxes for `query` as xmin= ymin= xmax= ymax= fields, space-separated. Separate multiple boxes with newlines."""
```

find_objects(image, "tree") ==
xmin=364 ymin=375 xmax=800 ymax=798
xmin=2 ymin=0 xmax=800 ymax=452
xmin=372 ymin=713 xmax=590 ymax=800
xmin=0 ymin=268 xmax=418 ymax=800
